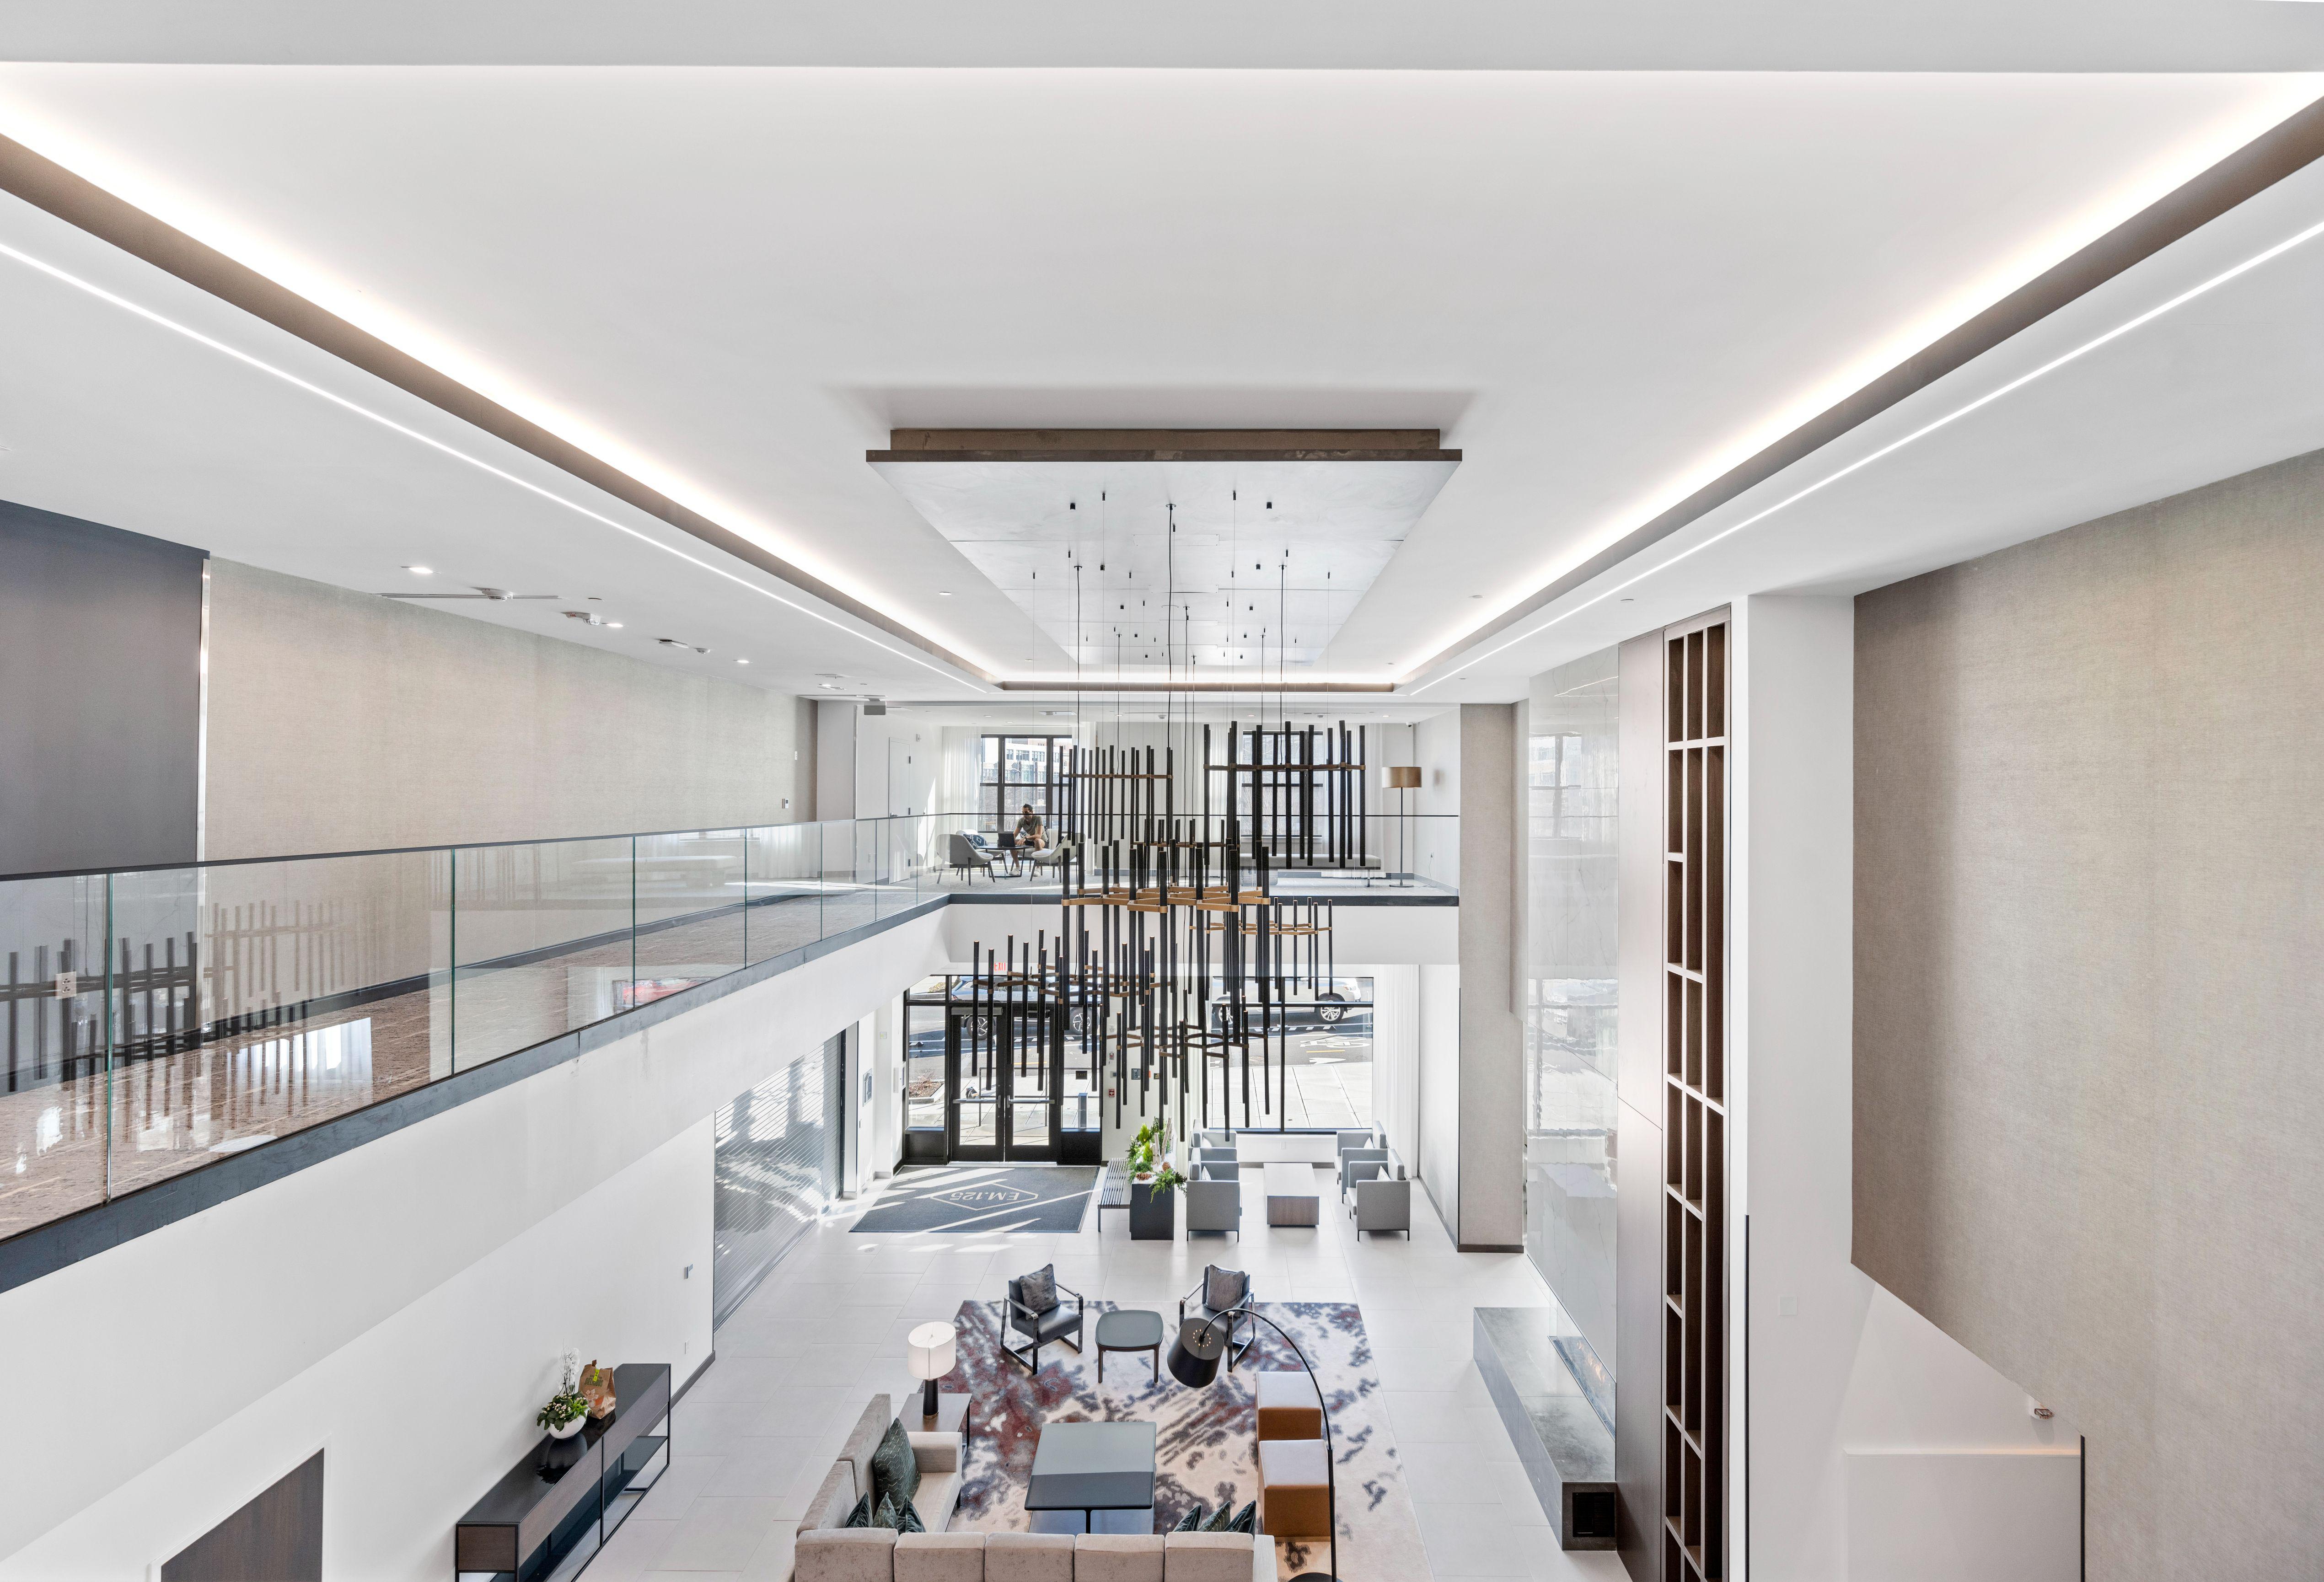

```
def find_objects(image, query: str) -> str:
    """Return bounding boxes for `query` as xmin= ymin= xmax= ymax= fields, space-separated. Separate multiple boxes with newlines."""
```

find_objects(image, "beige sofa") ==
xmin=792 ymin=1395 xmax=1270 ymax=1582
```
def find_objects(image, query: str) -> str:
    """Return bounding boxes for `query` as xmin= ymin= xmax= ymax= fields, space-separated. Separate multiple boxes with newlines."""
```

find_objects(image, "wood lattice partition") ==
xmin=1662 ymin=617 xmax=1727 ymax=1580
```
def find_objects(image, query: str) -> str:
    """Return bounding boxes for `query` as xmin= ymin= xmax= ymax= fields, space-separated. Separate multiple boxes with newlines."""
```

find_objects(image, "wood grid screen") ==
xmin=1662 ymin=618 xmax=1727 ymax=1581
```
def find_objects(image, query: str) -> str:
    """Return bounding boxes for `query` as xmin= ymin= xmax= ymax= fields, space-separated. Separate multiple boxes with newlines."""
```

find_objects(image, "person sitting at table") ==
xmin=1014 ymin=804 xmax=1048 ymax=851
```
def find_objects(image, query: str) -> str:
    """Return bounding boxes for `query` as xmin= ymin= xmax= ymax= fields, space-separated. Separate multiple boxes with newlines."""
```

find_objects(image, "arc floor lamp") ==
xmin=1168 ymin=1303 xmax=1339 ymax=1582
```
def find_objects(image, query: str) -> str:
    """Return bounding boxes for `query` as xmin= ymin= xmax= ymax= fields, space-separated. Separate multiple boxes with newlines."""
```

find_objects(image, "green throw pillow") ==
xmin=841 ymin=1493 xmax=875 ymax=1528
xmin=1226 ymin=1500 xmax=1258 ymax=1534
xmin=895 ymin=1498 xmax=928 ymax=1535
xmin=1173 ymin=1504 xmax=1207 ymax=1532
xmin=871 ymin=1416 xmax=922 ymax=1510
xmin=874 ymin=1492 xmax=903 ymax=1531
xmin=1200 ymin=1501 xmax=1237 ymax=1532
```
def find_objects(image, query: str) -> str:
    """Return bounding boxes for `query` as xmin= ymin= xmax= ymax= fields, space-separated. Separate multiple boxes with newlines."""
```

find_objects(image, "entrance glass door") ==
xmin=946 ymin=1003 xmax=1060 ymax=1161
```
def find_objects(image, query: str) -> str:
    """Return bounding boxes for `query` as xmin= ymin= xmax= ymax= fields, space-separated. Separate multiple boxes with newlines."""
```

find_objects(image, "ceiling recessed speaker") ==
xmin=864 ymin=699 xmax=887 ymax=716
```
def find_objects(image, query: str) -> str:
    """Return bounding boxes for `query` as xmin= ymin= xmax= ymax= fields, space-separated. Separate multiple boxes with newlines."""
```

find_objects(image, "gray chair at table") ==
xmin=949 ymin=832 xmax=1001 ymax=882
xmin=1194 ymin=1128 xmax=1236 ymax=1149
xmin=1002 ymin=1265 xmax=1085 ymax=1374
xmin=1184 ymin=1176 xmax=1242 ymax=1239
xmin=1342 ymin=1157 xmax=1389 ymax=1201
xmin=1334 ymin=1129 xmax=1380 ymax=1162
xmin=1339 ymin=1147 xmax=1390 ymax=1198
xmin=1353 ymin=1174 xmax=1412 ymax=1237
xmin=1178 ymin=1264 xmax=1254 ymax=1367
xmin=1195 ymin=1146 xmax=1239 ymax=1175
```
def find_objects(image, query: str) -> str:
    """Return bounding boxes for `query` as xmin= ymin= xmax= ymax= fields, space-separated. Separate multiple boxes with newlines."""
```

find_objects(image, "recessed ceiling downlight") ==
xmin=403 ymin=565 xmax=432 ymax=575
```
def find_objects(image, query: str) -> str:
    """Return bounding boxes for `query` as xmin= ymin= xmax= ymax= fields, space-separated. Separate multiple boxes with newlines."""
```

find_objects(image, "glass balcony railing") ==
xmin=0 ymin=809 xmax=1457 ymax=1247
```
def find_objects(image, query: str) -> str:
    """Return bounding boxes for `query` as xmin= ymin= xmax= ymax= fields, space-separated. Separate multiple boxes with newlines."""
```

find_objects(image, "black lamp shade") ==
xmin=1167 ymin=1314 xmax=1230 ymax=1388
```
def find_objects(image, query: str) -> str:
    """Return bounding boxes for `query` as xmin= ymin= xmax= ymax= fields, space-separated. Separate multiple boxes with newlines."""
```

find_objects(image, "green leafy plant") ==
xmin=537 ymin=1349 xmax=589 ymax=1431
xmin=1126 ymin=1119 xmax=1187 ymax=1191
xmin=537 ymin=1391 xmax=589 ymax=1432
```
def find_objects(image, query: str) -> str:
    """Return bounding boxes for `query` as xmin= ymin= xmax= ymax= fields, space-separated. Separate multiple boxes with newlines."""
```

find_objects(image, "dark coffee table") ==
xmin=1024 ymin=1420 xmax=1158 ymax=1534
xmin=1095 ymin=1309 xmax=1165 ymax=1384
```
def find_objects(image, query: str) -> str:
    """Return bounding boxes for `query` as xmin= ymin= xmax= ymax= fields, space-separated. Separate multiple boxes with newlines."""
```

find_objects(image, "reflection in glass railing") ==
xmin=0 ymin=809 xmax=1457 ymax=1245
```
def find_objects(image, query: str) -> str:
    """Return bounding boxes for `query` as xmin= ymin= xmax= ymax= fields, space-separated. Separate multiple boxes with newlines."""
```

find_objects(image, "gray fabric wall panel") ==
xmin=204 ymin=559 xmax=810 ymax=857
xmin=1853 ymin=446 xmax=2324 ymax=1581
xmin=0 ymin=499 xmax=204 ymax=876
xmin=1457 ymin=702 xmax=1525 ymax=1250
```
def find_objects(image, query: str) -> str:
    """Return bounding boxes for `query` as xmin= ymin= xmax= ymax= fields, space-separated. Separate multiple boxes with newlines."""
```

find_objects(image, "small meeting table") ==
xmin=1263 ymin=1161 xmax=1321 ymax=1226
xmin=1023 ymin=1420 xmax=1158 ymax=1535
xmin=1094 ymin=1309 xmax=1165 ymax=1384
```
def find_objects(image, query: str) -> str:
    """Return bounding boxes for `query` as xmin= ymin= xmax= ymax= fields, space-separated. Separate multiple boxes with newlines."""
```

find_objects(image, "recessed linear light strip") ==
xmin=0 ymin=237 xmax=988 ymax=695
xmin=1413 ymin=209 xmax=2324 ymax=694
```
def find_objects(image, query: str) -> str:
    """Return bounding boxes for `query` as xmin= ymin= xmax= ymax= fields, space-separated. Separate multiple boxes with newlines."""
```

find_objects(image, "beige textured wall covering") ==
xmin=204 ymin=560 xmax=810 ymax=858
xmin=1853 ymin=447 xmax=2324 ymax=1579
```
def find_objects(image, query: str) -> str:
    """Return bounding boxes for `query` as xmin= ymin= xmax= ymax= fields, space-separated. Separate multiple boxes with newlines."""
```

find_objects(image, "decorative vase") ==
xmin=548 ymin=1414 xmax=586 ymax=1441
xmin=1128 ymin=1180 xmax=1175 ymax=1241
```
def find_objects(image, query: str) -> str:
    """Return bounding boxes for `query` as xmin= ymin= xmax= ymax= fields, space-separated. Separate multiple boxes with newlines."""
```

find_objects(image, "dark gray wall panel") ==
xmin=161 ymin=1449 xmax=323 ymax=1582
xmin=0 ymin=499 xmax=204 ymax=876
xmin=1854 ymin=445 xmax=2324 ymax=1581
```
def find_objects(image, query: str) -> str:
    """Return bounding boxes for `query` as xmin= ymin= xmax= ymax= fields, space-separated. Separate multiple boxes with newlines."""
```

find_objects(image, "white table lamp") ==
xmin=907 ymin=1320 xmax=958 ymax=1417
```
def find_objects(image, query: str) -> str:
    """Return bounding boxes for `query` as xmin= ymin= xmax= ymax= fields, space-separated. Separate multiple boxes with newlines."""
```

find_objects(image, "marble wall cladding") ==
xmin=1523 ymin=648 xmax=1620 ymax=1378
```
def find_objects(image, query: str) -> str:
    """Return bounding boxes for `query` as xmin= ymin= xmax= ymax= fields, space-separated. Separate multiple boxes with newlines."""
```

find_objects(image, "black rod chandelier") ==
xmin=958 ymin=720 xmax=1368 ymax=1136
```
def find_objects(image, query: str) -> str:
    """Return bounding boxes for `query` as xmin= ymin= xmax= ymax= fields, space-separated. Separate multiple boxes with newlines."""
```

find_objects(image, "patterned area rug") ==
xmin=940 ymin=1298 xmax=1430 ymax=1582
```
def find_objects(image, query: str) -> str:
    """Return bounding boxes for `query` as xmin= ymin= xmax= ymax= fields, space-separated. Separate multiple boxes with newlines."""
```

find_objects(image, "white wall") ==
xmin=1370 ymin=962 xmax=1420 ymax=1168
xmin=1731 ymin=595 xmax=2076 ymax=1579
xmin=3 ymin=1123 xmax=714 ymax=1581
xmin=0 ymin=910 xmax=950 ymax=1575
xmin=1416 ymin=961 xmax=1461 ymax=1237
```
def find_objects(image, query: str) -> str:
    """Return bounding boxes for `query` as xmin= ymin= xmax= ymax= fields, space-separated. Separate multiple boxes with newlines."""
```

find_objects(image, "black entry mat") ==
xmin=850 ymin=1164 xmax=1098 ymax=1234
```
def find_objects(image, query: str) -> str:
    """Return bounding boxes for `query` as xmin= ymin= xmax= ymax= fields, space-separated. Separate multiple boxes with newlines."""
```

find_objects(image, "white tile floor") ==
xmin=602 ymin=1165 xmax=1630 ymax=1582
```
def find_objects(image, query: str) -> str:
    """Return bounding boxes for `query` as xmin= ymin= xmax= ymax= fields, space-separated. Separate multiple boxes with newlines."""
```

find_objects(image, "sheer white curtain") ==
xmin=939 ymin=729 xmax=986 ymax=824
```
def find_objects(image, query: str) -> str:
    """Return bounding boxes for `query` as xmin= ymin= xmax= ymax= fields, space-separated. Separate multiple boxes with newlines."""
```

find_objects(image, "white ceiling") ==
xmin=1422 ymin=147 xmax=2324 ymax=693
xmin=0 ymin=65 xmax=2315 ymax=702
xmin=4 ymin=0 xmax=2324 ymax=71
xmin=872 ymin=456 xmax=1458 ymax=672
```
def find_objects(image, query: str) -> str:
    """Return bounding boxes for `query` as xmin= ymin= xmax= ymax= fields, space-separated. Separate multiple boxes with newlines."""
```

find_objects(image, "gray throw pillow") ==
xmin=841 ymin=1493 xmax=875 ymax=1528
xmin=1204 ymin=1265 xmax=1246 ymax=1312
xmin=1173 ymin=1505 xmax=1207 ymax=1532
xmin=870 ymin=1416 xmax=921 ymax=1511
xmin=1227 ymin=1500 xmax=1258 ymax=1534
xmin=1018 ymin=1264 xmax=1058 ymax=1315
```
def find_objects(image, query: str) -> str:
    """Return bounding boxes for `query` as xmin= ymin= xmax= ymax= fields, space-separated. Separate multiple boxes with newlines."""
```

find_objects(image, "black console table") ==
xmin=455 ymin=1362 xmax=671 ymax=1581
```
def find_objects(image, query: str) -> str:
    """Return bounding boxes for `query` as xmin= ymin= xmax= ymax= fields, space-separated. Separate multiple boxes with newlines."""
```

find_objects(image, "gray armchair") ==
xmin=1178 ymin=1265 xmax=1254 ymax=1367
xmin=1335 ymin=1130 xmax=1380 ymax=1163
xmin=1002 ymin=1267 xmax=1085 ymax=1373
xmin=1194 ymin=1128 xmax=1236 ymax=1149
xmin=1184 ymin=1178 xmax=1242 ymax=1238
xmin=1195 ymin=1146 xmax=1239 ymax=1174
xmin=1339 ymin=1148 xmax=1390 ymax=1198
xmin=1353 ymin=1175 xmax=1412 ymax=1237
xmin=949 ymin=832 xmax=1001 ymax=882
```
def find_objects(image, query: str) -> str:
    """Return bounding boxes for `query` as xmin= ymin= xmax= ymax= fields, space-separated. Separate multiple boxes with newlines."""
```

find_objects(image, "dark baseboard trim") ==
xmin=1459 ymin=1243 xmax=1526 ymax=1254
xmin=674 ymin=1349 xmax=717 ymax=1407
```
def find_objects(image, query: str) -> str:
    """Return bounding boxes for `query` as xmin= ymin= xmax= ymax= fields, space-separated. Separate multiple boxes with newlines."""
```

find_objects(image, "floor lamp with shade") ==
xmin=1167 ymin=1304 xmax=1339 ymax=1582
xmin=1384 ymin=766 xmax=1421 ymax=888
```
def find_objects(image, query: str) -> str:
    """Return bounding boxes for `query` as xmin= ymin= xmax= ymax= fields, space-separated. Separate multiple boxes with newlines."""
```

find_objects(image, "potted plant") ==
xmin=538 ymin=1351 xmax=590 ymax=1440
xmin=1127 ymin=1118 xmax=1183 ymax=1240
